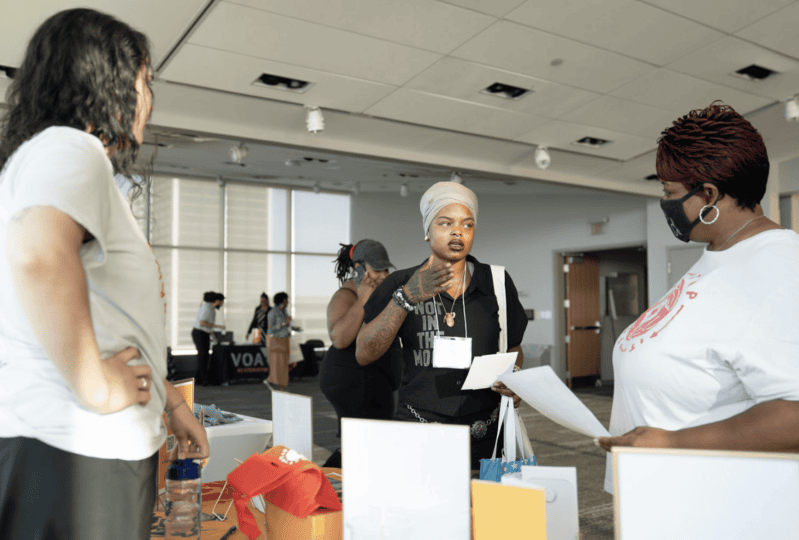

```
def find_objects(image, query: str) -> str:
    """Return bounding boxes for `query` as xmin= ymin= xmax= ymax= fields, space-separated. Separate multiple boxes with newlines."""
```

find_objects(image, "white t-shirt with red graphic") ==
xmin=605 ymin=229 xmax=799 ymax=493
xmin=0 ymin=126 xmax=167 ymax=460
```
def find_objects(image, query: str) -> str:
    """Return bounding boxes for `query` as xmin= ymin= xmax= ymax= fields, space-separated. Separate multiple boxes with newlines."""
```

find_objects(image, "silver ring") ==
xmin=141 ymin=378 xmax=148 ymax=390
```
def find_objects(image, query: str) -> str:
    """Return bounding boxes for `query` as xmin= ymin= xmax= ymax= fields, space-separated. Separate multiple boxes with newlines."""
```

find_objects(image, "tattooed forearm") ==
xmin=356 ymin=303 xmax=407 ymax=365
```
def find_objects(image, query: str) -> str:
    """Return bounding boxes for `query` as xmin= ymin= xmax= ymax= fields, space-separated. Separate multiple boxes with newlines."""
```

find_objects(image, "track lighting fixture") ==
xmin=353 ymin=182 xmax=360 ymax=196
xmin=450 ymin=171 xmax=463 ymax=184
xmin=400 ymin=183 xmax=409 ymax=197
xmin=306 ymin=106 xmax=324 ymax=133
xmin=313 ymin=182 xmax=321 ymax=194
xmin=534 ymin=146 xmax=551 ymax=170
xmin=229 ymin=143 xmax=249 ymax=164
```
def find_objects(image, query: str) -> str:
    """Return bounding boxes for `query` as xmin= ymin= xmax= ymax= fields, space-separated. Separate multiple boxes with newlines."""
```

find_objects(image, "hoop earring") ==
xmin=699 ymin=205 xmax=720 ymax=225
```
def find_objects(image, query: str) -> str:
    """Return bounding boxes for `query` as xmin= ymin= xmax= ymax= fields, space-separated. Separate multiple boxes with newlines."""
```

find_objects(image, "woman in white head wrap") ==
xmin=356 ymin=182 xmax=528 ymax=470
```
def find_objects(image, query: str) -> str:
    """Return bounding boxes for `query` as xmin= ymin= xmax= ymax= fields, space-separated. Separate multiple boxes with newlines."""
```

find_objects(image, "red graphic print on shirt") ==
xmin=618 ymin=273 xmax=702 ymax=352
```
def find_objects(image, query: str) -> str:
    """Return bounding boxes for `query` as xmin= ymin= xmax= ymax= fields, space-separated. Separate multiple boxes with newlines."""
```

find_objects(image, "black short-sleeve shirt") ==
xmin=363 ymin=255 xmax=528 ymax=417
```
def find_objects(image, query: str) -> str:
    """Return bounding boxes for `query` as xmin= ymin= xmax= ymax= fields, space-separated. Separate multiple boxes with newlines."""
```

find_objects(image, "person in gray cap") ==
xmin=356 ymin=182 xmax=528 ymax=471
xmin=319 ymin=240 xmax=401 ymax=467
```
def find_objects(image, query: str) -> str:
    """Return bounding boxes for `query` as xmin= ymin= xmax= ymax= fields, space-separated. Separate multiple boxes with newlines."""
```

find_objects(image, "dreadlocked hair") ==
xmin=0 ymin=9 xmax=151 ymax=179
xmin=656 ymin=101 xmax=769 ymax=210
xmin=333 ymin=243 xmax=356 ymax=285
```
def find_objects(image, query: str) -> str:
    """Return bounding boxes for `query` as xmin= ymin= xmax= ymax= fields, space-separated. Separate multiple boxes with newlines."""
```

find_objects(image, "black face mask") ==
xmin=660 ymin=184 xmax=719 ymax=243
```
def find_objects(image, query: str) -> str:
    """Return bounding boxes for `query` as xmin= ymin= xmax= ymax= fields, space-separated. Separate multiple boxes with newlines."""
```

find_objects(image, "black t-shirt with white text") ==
xmin=363 ymin=255 xmax=528 ymax=417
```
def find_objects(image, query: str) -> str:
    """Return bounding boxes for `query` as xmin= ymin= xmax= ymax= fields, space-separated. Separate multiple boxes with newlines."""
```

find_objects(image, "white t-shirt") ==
xmin=0 ymin=126 xmax=167 ymax=460
xmin=604 ymin=229 xmax=799 ymax=493
xmin=193 ymin=302 xmax=215 ymax=333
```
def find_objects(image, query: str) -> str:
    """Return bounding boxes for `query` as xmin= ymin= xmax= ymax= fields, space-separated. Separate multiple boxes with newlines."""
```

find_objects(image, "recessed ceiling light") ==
xmin=644 ymin=174 xmax=658 ymax=181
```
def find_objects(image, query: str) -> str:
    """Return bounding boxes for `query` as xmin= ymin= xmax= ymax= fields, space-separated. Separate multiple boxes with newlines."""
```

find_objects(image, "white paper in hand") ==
xmin=461 ymin=353 xmax=517 ymax=390
xmin=499 ymin=366 xmax=610 ymax=438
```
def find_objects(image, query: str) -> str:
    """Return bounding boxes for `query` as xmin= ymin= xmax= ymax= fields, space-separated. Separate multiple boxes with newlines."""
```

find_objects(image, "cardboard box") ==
xmin=201 ymin=410 xmax=273 ymax=483
xmin=264 ymin=468 xmax=342 ymax=540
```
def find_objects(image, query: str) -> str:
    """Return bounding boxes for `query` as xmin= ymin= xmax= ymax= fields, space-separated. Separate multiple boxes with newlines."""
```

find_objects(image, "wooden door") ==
xmin=565 ymin=256 xmax=601 ymax=384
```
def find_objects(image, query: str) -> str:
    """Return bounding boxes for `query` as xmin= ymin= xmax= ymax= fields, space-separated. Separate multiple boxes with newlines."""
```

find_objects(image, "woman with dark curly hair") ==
xmin=319 ymin=241 xmax=399 ymax=455
xmin=598 ymin=102 xmax=799 ymax=491
xmin=0 ymin=9 xmax=208 ymax=539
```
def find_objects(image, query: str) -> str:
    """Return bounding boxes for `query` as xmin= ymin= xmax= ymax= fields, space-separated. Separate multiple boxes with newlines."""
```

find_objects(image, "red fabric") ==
xmin=226 ymin=446 xmax=342 ymax=540
xmin=349 ymin=244 xmax=356 ymax=260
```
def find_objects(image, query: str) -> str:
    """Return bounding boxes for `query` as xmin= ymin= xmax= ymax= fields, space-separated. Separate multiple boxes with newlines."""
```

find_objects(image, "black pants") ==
xmin=394 ymin=404 xmax=503 ymax=470
xmin=191 ymin=328 xmax=211 ymax=385
xmin=0 ymin=437 xmax=158 ymax=540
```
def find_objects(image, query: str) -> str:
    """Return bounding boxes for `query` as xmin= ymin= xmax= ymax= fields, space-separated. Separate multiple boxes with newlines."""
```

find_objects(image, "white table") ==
xmin=200 ymin=409 xmax=273 ymax=483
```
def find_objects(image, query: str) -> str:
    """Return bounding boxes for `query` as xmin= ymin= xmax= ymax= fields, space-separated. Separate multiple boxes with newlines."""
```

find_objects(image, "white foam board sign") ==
xmin=613 ymin=447 xmax=799 ymax=540
xmin=271 ymin=390 xmax=313 ymax=460
xmin=342 ymin=418 xmax=471 ymax=540
xmin=501 ymin=466 xmax=579 ymax=540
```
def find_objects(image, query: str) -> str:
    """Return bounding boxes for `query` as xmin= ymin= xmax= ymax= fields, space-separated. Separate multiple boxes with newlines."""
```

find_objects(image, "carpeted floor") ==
xmin=194 ymin=375 xmax=615 ymax=540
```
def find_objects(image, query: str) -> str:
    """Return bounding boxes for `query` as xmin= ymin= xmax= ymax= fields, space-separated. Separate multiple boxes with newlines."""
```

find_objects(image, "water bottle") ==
xmin=165 ymin=459 xmax=201 ymax=539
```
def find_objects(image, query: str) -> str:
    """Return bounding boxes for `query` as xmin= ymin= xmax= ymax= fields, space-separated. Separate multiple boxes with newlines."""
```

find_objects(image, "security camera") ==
xmin=534 ymin=146 xmax=551 ymax=170
xmin=786 ymin=98 xmax=799 ymax=122
xmin=229 ymin=143 xmax=249 ymax=163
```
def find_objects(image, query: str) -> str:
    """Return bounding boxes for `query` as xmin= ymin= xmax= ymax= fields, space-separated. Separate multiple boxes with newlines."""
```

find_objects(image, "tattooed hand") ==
xmin=402 ymin=256 xmax=454 ymax=304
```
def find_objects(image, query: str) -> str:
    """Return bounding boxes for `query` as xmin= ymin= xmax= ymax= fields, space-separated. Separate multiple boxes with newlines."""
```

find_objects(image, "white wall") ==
xmin=352 ymin=190 xmax=649 ymax=378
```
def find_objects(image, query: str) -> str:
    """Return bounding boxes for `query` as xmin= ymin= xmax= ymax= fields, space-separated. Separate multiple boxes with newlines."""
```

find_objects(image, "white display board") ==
xmin=271 ymin=391 xmax=313 ymax=460
xmin=201 ymin=411 xmax=273 ymax=483
xmin=341 ymin=418 xmax=471 ymax=540
xmin=613 ymin=447 xmax=799 ymax=540
xmin=501 ymin=466 xmax=579 ymax=540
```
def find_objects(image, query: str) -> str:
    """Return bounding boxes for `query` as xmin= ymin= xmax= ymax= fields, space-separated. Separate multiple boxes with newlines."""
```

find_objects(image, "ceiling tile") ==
xmin=227 ymin=0 xmax=495 ymax=54
xmin=160 ymin=44 xmax=397 ymax=113
xmin=610 ymin=69 xmax=771 ymax=115
xmin=735 ymin=2 xmax=799 ymax=60
xmin=601 ymin=151 xmax=659 ymax=185
xmin=422 ymin=133 xmax=535 ymax=166
xmin=404 ymin=57 xmax=602 ymax=119
xmin=641 ymin=0 xmax=796 ymax=33
xmin=364 ymin=89 xmax=549 ymax=140
xmin=560 ymin=96 xmax=678 ymax=139
xmin=437 ymin=0 xmax=528 ymax=18
xmin=667 ymin=36 xmax=799 ymax=100
xmin=451 ymin=21 xmax=654 ymax=93
xmin=506 ymin=0 xmax=723 ymax=65
xmin=516 ymin=120 xmax=658 ymax=161
xmin=189 ymin=2 xmax=441 ymax=86
xmin=0 ymin=0 xmax=207 ymax=67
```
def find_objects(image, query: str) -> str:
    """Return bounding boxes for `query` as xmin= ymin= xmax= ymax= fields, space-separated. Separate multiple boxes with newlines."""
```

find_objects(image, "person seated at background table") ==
xmin=0 ymin=9 xmax=208 ymax=540
xmin=356 ymin=182 xmax=527 ymax=470
xmin=192 ymin=291 xmax=225 ymax=386
xmin=267 ymin=292 xmax=300 ymax=391
xmin=598 ymin=102 xmax=799 ymax=492
xmin=319 ymin=240 xmax=401 ymax=467
xmin=246 ymin=292 xmax=271 ymax=345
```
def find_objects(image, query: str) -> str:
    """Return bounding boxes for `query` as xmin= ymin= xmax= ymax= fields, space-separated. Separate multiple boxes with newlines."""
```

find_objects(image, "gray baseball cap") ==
xmin=352 ymin=239 xmax=394 ymax=271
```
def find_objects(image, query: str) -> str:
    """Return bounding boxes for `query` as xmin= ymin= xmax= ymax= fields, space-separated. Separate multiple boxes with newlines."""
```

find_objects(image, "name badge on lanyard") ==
xmin=432 ymin=335 xmax=473 ymax=369
xmin=431 ymin=281 xmax=471 ymax=368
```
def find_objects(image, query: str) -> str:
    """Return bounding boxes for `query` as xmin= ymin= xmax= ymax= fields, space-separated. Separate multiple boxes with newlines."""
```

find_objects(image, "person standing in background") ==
xmin=246 ymin=292 xmax=270 ymax=345
xmin=0 ymin=9 xmax=208 ymax=540
xmin=191 ymin=291 xmax=225 ymax=386
xmin=319 ymin=241 xmax=399 ymax=467
xmin=267 ymin=292 xmax=299 ymax=391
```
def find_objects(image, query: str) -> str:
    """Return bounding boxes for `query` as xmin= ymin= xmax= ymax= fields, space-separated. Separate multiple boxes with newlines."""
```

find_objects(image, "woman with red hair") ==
xmin=599 ymin=102 xmax=799 ymax=491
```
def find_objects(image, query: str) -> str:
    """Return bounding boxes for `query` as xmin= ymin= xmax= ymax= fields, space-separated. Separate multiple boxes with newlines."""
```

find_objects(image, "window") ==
xmin=143 ymin=176 xmax=348 ymax=350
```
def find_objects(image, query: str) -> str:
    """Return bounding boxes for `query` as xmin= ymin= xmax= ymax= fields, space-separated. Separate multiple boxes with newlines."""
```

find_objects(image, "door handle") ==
xmin=571 ymin=321 xmax=602 ymax=334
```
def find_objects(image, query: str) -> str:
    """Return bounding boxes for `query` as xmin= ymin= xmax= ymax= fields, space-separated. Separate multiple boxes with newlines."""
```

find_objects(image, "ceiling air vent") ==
xmin=572 ymin=136 xmax=612 ymax=149
xmin=253 ymin=73 xmax=313 ymax=93
xmin=733 ymin=64 xmax=777 ymax=82
xmin=644 ymin=174 xmax=659 ymax=181
xmin=480 ymin=82 xmax=530 ymax=100
xmin=0 ymin=65 xmax=16 ymax=78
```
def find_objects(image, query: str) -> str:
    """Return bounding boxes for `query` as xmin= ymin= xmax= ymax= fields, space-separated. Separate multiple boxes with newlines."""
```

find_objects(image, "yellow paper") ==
xmin=471 ymin=480 xmax=546 ymax=539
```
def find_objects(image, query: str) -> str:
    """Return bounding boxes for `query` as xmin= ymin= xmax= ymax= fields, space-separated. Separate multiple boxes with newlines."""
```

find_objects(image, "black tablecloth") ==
xmin=209 ymin=344 xmax=269 ymax=384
